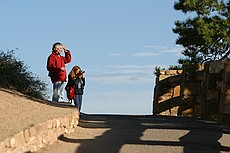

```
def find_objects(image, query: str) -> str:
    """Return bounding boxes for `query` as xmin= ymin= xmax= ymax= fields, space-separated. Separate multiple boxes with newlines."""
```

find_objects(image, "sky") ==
xmin=0 ymin=0 xmax=187 ymax=115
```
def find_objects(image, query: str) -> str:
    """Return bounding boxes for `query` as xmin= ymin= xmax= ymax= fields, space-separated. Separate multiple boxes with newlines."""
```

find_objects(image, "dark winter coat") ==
xmin=67 ymin=75 xmax=85 ymax=95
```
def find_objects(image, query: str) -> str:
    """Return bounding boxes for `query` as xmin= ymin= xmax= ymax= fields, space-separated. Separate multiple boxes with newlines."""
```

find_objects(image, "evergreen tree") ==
xmin=173 ymin=0 xmax=230 ymax=64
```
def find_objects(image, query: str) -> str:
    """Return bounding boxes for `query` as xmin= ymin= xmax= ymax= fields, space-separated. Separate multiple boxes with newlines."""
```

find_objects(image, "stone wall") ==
xmin=202 ymin=60 xmax=230 ymax=125
xmin=179 ymin=64 xmax=204 ymax=117
xmin=153 ymin=60 xmax=230 ymax=125
xmin=0 ymin=111 xmax=79 ymax=153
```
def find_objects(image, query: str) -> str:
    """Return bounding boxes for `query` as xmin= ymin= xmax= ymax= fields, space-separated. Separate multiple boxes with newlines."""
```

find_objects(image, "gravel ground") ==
xmin=0 ymin=88 xmax=76 ymax=142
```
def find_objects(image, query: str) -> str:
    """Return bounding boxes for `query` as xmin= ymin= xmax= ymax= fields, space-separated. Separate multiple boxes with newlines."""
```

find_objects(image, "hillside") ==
xmin=0 ymin=88 xmax=76 ymax=142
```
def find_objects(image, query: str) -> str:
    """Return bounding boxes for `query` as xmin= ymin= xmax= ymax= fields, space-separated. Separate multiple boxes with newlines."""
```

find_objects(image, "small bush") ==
xmin=168 ymin=65 xmax=182 ymax=70
xmin=0 ymin=49 xmax=48 ymax=100
xmin=154 ymin=66 xmax=165 ymax=75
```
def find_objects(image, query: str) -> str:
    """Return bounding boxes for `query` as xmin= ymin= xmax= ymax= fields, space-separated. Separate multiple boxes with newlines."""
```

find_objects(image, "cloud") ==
xmin=89 ymin=74 xmax=154 ymax=84
xmin=87 ymin=64 xmax=157 ymax=84
xmin=132 ymin=46 xmax=183 ymax=58
xmin=159 ymin=48 xmax=182 ymax=53
xmin=133 ymin=52 xmax=160 ymax=57
xmin=159 ymin=48 xmax=183 ymax=56
xmin=108 ymin=53 xmax=122 ymax=56
xmin=132 ymin=49 xmax=183 ymax=58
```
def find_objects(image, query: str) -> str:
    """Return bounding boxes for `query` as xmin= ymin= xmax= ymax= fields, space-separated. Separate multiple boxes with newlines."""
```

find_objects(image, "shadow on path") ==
xmin=59 ymin=114 xmax=230 ymax=153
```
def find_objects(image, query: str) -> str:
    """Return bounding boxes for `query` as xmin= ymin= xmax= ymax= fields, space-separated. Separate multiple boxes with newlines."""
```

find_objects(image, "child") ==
xmin=67 ymin=66 xmax=85 ymax=111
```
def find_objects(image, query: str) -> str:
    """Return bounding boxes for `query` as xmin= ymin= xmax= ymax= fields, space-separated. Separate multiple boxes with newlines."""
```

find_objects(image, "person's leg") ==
xmin=52 ymin=82 xmax=59 ymax=102
xmin=78 ymin=95 xmax=82 ymax=111
xmin=75 ymin=95 xmax=82 ymax=111
xmin=52 ymin=81 xmax=65 ymax=102
xmin=59 ymin=81 xmax=65 ymax=101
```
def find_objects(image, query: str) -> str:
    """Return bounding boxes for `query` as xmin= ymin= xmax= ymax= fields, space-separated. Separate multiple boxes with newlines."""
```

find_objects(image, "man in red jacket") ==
xmin=47 ymin=42 xmax=72 ymax=102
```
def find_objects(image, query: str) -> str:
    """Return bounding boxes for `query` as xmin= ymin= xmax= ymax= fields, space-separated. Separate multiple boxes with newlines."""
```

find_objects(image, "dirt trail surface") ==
xmin=37 ymin=114 xmax=230 ymax=153
xmin=0 ymin=88 xmax=76 ymax=142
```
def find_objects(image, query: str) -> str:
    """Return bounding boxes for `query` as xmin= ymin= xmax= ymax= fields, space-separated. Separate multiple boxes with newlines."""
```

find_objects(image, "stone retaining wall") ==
xmin=202 ymin=60 xmax=230 ymax=125
xmin=179 ymin=64 xmax=204 ymax=117
xmin=0 ymin=111 xmax=79 ymax=153
xmin=153 ymin=60 xmax=230 ymax=125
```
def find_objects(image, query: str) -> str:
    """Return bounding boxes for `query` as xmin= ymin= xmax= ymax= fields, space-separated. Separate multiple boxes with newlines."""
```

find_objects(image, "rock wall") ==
xmin=179 ymin=64 xmax=204 ymax=117
xmin=202 ymin=60 xmax=230 ymax=125
xmin=153 ymin=60 xmax=230 ymax=125
xmin=0 ymin=111 xmax=79 ymax=153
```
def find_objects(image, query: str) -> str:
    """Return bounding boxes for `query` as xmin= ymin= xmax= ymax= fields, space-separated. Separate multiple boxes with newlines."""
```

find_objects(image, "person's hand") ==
xmin=60 ymin=67 xmax=65 ymax=71
xmin=62 ymin=45 xmax=68 ymax=52
xmin=81 ymin=73 xmax=85 ymax=78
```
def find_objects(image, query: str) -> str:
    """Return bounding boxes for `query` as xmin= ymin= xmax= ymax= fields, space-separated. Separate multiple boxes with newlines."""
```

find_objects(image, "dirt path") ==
xmin=36 ymin=114 xmax=230 ymax=153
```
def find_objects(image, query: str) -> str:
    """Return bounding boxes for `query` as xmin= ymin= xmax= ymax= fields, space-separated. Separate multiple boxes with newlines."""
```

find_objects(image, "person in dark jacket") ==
xmin=67 ymin=65 xmax=85 ymax=111
xmin=47 ymin=42 xmax=72 ymax=102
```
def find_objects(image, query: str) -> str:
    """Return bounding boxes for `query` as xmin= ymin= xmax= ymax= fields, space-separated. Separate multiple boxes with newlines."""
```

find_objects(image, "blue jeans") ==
xmin=75 ymin=95 xmax=83 ymax=111
xmin=52 ymin=81 xmax=65 ymax=102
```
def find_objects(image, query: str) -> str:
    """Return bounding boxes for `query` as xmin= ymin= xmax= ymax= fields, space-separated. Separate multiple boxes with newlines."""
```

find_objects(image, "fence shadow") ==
xmin=59 ymin=114 xmax=229 ymax=153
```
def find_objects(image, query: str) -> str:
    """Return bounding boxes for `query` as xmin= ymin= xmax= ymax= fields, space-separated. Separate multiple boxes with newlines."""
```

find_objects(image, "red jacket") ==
xmin=47 ymin=51 xmax=72 ymax=83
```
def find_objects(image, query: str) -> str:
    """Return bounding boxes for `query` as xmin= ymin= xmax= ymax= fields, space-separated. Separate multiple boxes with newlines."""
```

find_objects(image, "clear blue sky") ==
xmin=0 ymin=0 xmax=186 ymax=115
